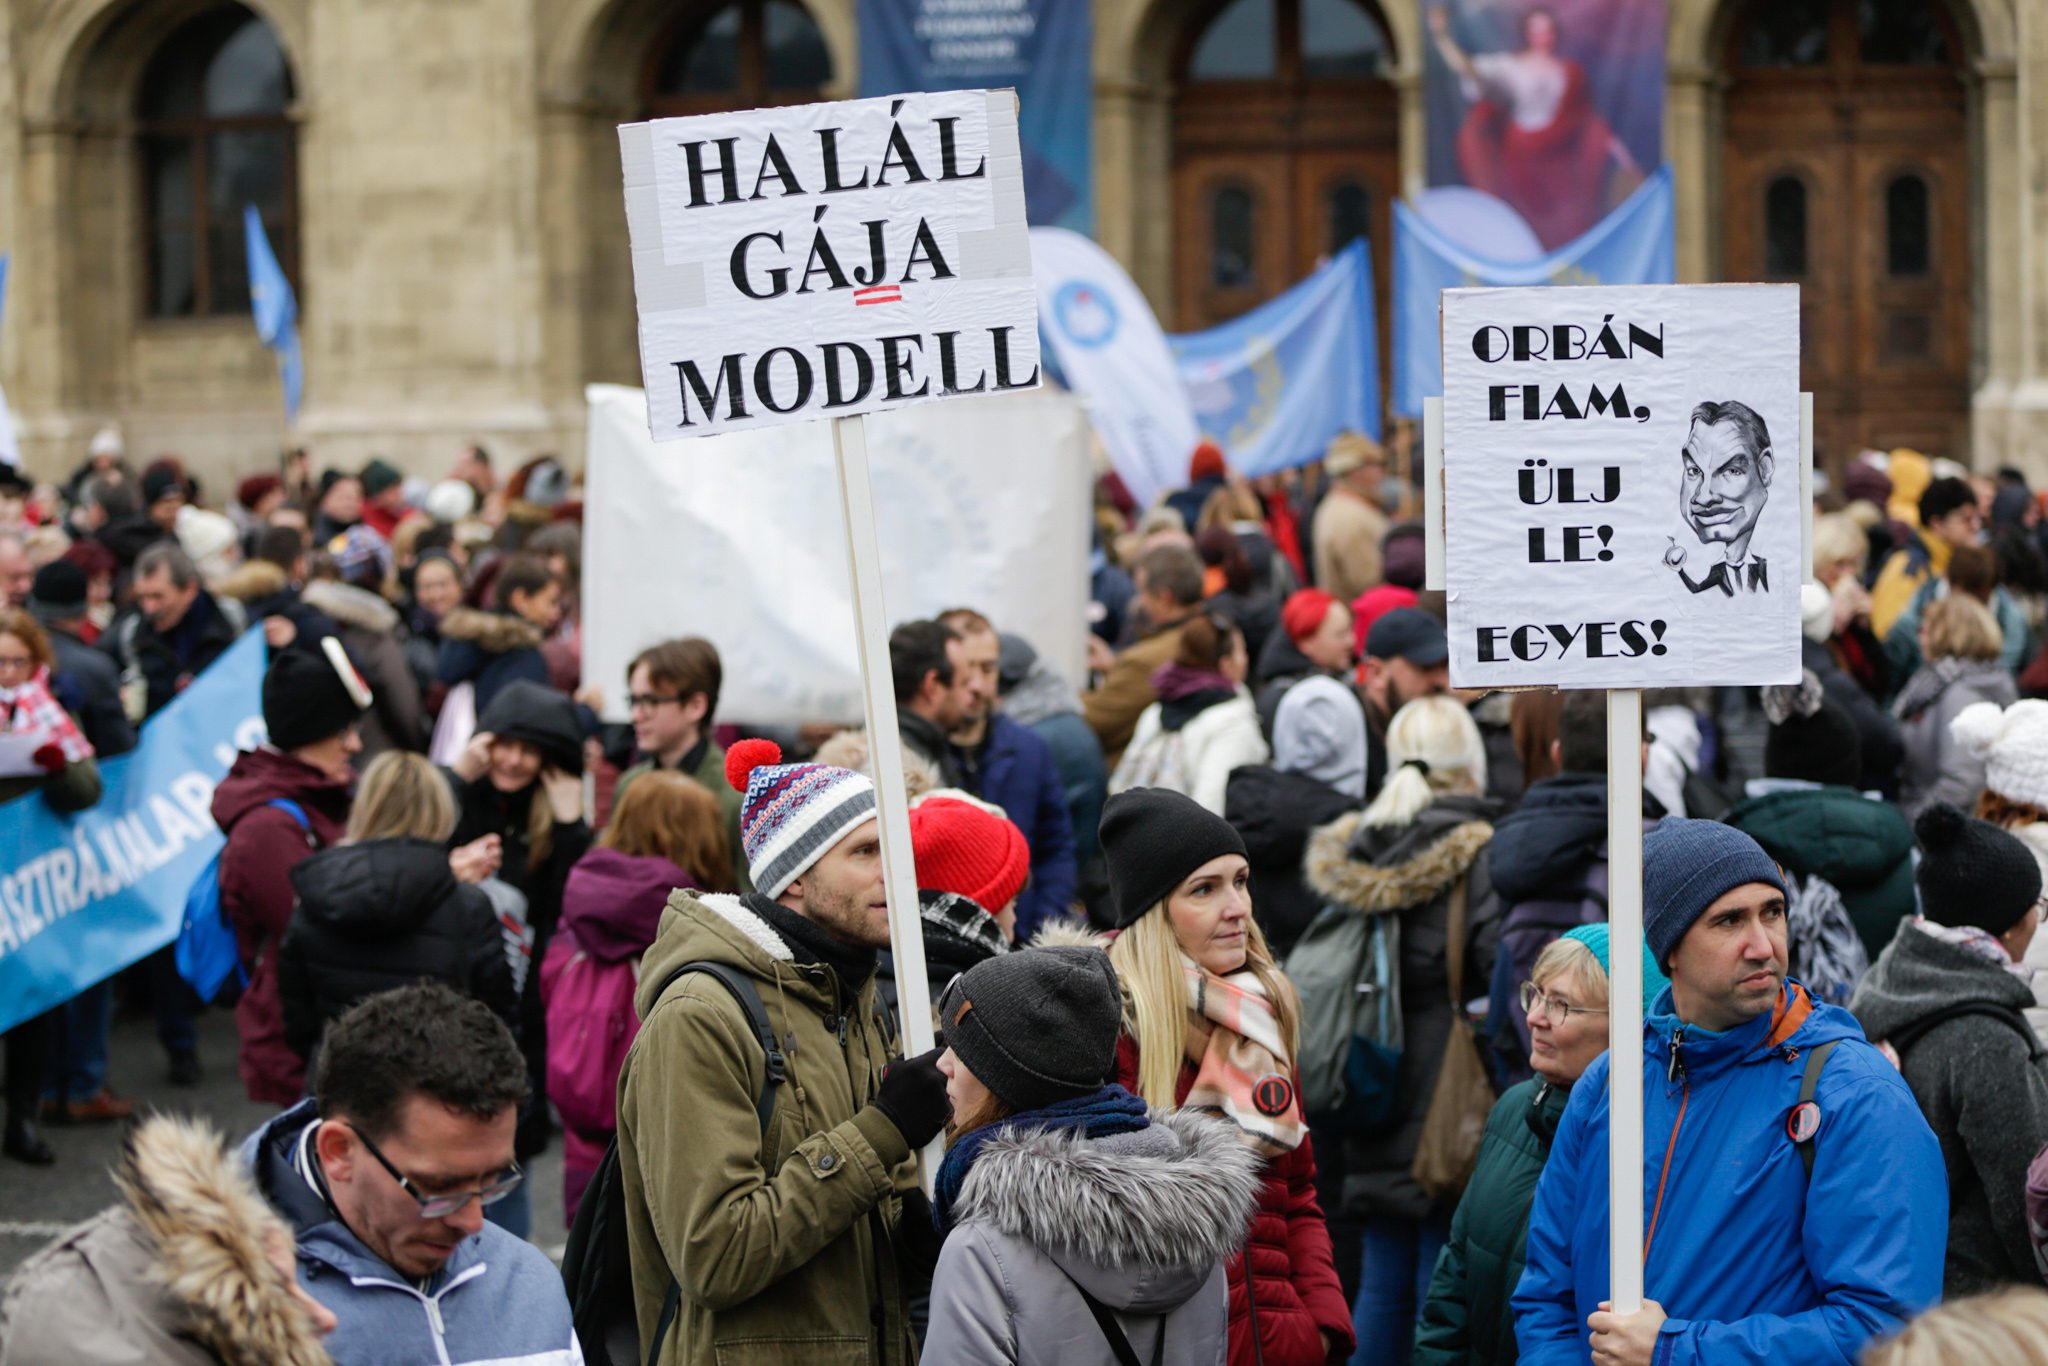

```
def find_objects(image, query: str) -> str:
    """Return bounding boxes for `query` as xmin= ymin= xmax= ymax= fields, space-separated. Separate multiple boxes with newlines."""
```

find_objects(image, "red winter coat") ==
xmin=210 ymin=746 xmax=351 ymax=1105
xmin=1117 ymin=1034 xmax=1355 ymax=1365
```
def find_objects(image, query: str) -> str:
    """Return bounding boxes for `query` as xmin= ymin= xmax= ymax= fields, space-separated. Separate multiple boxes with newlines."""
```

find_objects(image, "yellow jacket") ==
xmin=1870 ymin=533 xmax=1951 ymax=642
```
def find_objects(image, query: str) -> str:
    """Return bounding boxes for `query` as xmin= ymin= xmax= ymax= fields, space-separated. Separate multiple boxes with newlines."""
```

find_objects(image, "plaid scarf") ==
xmin=0 ymin=666 xmax=92 ymax=763
xmin=1183 ymin=957 xmax=1305 ymax=1155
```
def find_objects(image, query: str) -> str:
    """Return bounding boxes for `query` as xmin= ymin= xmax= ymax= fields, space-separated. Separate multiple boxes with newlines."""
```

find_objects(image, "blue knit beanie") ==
xmin=1561 ymin=923 xmax=1671 ymax=1015
xmin=1642 ymin=819 xmax=1785 ymax=972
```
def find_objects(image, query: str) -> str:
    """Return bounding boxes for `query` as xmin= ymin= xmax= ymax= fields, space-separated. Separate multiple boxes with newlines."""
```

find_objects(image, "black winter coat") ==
xmin=48 ymin=625 xmax=135 ymax=758
xmin=275 ymin=837 xmax=519 ymax=1060
xmin=1224 ymin=762 xmax=1358 ymax=956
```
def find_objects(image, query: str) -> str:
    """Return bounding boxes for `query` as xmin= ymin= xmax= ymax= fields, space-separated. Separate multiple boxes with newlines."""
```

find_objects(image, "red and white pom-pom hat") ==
xmin=725 ymin=739 xmax=878 ymax=899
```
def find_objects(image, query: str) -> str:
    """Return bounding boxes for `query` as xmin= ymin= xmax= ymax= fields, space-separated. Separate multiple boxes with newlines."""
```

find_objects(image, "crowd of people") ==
xmin=2 ymin=425 xmax=2048 ymax=1366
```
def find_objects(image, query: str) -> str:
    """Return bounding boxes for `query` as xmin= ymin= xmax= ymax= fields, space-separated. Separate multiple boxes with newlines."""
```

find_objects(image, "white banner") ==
xmin=1442 ymin=283 xmax=1803 ymax=689
xmin=582 ymin=384 xmax=1091 ymax=725
xmin=620 ymin=90 xmax=1040 ymax=439
xmin=1031 ymin=226 xmax=1198 ymax=508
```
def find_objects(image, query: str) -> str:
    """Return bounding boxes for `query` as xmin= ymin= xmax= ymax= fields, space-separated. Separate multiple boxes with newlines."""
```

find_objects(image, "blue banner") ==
xmin=1170 ymin=237 xmax=1379 ymax=476
xmin=0 ymin=631 xmax=268 ymax=1035
xmin=1392 ymin=163 xmax=1673 ymax=417
xmin=859 ymin=0 xmax=1091 ymax=232
xmin=245 ymin=204 xmax=303 ymax=422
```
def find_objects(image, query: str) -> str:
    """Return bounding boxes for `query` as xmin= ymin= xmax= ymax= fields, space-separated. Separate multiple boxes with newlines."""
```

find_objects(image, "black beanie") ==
xmin=263 ymin=639 xmax=369 ymax=750
xmin=476 ymin=679 xmax=585 ymax=776
xmin=1915 ymin=802 xmax=2042 ymax=936
xmin=1099 ymin=787 xmax=1249 ymax=929
xmin=937 ymin=945 xmax=1123 ymax=1113
xmin=1762 ymin=683 xmax=1863 ymax=790
xmin=27 ymin=561 xmax=87 ymax=619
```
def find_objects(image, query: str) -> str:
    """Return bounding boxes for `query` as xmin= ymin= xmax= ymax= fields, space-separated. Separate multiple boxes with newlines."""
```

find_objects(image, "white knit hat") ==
xmin=1951 ymin=699 xmax=2048 ymax=810
xmin=1800 ymin=582 xmax=1832 ymax=644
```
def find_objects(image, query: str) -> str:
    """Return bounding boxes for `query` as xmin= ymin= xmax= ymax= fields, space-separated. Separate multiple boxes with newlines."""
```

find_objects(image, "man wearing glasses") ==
xmin=243 ymin=983 xmax=580 ymax=1366
xmin=613 ymin=637 xmax=746 ymax=888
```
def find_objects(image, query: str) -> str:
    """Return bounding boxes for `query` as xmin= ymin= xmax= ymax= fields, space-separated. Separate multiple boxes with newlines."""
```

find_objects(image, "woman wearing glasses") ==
xmin=1411 ymin=925 xmax=1667 ymax=1366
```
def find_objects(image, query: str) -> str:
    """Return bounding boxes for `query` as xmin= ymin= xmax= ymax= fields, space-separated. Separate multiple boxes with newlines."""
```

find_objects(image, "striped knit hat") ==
xmin=725 ymin=739 xmax=878 ymax=899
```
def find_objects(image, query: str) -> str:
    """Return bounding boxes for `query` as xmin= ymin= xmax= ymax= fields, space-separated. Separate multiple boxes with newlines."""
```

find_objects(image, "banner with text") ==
xmin=619 ymin=90 xmax=1039 ymax=438
xmin=1442 ymin=283 xmax=1802 ymax=689
xmin=862 ymin=0 xmax=1091 ymax=233
xmin=0 ymin=630 xmax=267 ymax=1036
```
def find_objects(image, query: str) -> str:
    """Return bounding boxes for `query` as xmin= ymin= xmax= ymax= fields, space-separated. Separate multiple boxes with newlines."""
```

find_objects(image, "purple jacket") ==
xmin=559 ymin=847 xmax=700 ymax=962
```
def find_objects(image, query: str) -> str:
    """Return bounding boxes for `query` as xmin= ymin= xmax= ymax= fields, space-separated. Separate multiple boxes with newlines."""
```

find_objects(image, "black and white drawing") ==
xmin=1662 ymin=398 xmax=1776 ymax=598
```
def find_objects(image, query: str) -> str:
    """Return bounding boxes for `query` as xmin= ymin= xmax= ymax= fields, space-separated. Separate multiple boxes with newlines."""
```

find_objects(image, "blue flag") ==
xmin=1170 ymin=237 xmax=1380 ymax=477
xmin=243 ymin=204 xmax=302 ymax=422
xmin=1392 ymin=163 xmax=1674 ymax=417
xmin=0 ymin=631 xmax=267 ymax=1035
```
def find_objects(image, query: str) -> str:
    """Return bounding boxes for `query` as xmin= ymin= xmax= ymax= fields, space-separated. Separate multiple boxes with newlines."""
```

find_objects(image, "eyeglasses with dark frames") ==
xmin=343 ymin=1122 xmax=523 ymax=1220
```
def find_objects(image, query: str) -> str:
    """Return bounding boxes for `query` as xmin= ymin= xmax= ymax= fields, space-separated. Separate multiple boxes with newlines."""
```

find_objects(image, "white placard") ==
xmin=1441 ymin=284 xmax=1804 ymax=689
xmin=619 ymin=90 xmax=1039 ymax=439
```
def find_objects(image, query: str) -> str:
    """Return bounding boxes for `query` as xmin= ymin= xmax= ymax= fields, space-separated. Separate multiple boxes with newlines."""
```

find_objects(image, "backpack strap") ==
xmin=266 ymin=798 xmax=316 ymax=850
xmin=1794 ymin=1040 xmax=1838 ymax=1181
xmin=1887 ymin=1001 xmax=2038 ymax=1061
xmin=1060 ymin=1267 xmax=1163 ymax=1366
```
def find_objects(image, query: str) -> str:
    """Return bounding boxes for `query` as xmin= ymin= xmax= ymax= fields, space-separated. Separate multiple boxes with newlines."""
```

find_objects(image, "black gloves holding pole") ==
xmin=871 ymin=1046 xmax=951 ymax=1148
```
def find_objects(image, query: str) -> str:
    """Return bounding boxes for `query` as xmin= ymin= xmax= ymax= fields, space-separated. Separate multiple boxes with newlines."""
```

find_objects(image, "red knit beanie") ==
xmin=909 ymin=797 xmax=1032 ymax=913
xmin=1188 ymin=440 xmax=1228 ymax=483
xmin=1281 ymin=588 xmax=1339 ymax=645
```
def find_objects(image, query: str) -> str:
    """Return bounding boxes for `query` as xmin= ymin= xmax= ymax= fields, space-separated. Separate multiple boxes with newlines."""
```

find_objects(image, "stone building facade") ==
xmin=0 ymin=0 xmax=2035 ymax=490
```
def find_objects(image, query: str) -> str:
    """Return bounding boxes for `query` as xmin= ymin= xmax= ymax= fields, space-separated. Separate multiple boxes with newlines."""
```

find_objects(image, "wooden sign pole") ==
xmin=831 ymin=413 xmax=943 ymax=1188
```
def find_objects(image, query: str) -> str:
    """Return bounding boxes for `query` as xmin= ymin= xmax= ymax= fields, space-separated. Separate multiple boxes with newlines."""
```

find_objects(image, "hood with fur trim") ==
xmin=1304 ymin=806 xmax=1495 ymax=914
xmin=299 ymin=578 xmax=399 ymax=633
xmin=951 ymin=1108 xmax=1262 ymax=1312
xmin=436 ymin=605 xmax=544 ymax=654
xmin=0 ymin=1115 xmax=332 ymax=1366
xmin=211 ymin=558 xmax=289 ymax=605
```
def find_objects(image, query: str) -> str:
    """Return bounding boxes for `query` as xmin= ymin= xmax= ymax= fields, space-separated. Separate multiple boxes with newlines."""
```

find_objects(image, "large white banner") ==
xmin=583 ymin=384 xmax=1091 ymax=725
xmin=1031 ymin=227 xmax=1198 ymax=508
xmin=620 ymin=91 xmax=1039 ymax=438
xmin=1442 ymin=283 xmax=1803 ymax=689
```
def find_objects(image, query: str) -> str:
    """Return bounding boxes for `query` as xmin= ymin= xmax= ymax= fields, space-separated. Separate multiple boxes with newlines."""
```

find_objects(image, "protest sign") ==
xmin=0 ymin=630 xmax=267 ymax=1036
xmin=619 ymin=89 xmax=1039 ymax=439
xmin=1440 ymin=283 xmax=1802 ymax=690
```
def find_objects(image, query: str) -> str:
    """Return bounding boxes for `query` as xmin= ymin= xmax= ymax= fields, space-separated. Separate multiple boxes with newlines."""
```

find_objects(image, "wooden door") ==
xmin=1722 ymin=0 xmax=1968 ymax=475
xmin=1171 ymin=0 xmax=1397 ymax=404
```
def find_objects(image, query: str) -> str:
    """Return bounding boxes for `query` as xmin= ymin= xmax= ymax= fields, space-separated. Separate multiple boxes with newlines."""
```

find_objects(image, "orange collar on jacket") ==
xmin=1758 ymin=981 xmax=1814 ymax=1054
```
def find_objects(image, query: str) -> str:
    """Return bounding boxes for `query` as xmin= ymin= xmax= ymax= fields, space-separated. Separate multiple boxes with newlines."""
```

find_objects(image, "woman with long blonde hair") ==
xmin=1302 ymin=693 xmax=1501 ymax=1365
xmin=1099 ymin=786 xmax=1355 ymax=1366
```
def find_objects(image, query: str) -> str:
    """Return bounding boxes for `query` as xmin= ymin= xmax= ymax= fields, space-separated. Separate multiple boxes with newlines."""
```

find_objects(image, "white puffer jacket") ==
xmin=1110 ymin=688 xmax=1269 ymax=815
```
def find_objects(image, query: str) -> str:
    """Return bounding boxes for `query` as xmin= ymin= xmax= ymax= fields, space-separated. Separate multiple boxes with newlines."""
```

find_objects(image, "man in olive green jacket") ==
xmin=618 ymin=741 xmax=950 ymax=1366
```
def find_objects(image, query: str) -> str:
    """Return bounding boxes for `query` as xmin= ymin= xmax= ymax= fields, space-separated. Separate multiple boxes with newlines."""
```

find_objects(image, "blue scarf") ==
xmin=933 ymin=1084 xmax=1150 ymax=1235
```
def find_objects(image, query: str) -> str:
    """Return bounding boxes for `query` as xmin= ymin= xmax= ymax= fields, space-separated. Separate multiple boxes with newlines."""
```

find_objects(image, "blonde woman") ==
xmin=1896 ymin=593 xmax=2017 ymax=817
xmin=1098 ymin=786 xmax=1355 ymax=1366
xmin=1302 ymin=694 xmax=1502 ymax=1366
xmin=1863 ymin=1287 xmax=2048 ymax=1366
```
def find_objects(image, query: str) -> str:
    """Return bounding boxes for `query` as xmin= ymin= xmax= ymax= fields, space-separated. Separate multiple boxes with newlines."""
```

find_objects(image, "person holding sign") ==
xmin=1513 ymin=820 xmax=1945 ymax=1366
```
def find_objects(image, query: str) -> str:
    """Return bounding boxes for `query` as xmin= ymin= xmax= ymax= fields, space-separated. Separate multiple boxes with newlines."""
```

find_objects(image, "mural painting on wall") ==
xmin=1424 ymin=0 xmax=1666 ymax=252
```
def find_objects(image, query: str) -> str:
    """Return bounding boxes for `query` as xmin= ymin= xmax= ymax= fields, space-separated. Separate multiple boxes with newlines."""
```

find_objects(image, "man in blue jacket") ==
xmin=242 ymin=983 xmax=580 ymax=1366
xmin=1513 ymin=819 xmax=1945 ymax=1366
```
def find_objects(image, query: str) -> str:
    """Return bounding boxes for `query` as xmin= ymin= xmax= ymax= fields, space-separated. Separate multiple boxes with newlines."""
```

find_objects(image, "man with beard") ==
xmin=1357 ymin=607 xmax=1450 ymax=801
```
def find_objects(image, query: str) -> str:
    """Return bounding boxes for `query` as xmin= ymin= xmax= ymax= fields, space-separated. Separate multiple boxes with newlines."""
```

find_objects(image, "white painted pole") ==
xmin=1800 ymin=392 xmax=1815 ymax=584
xmin=831 ymin=413 xmax=942 ymax=1189
xmin=1422 ymin=397 xmax=1445 ymax=592
xmin=1606 ymin=687 xmax=1646 ymax=1314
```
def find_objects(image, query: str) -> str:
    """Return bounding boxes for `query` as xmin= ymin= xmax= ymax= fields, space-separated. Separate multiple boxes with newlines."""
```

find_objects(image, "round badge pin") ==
xmin=1786 ymin=1101 xmax=1821 ymax=1143
xmin=1252 ymin=1073 xmax=1294 ymax=1118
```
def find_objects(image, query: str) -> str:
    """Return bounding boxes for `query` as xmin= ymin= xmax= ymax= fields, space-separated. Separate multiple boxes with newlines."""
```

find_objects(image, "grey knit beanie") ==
xmin=1642 ymin=818 xmax=1785 ymax=971
xmin=937 ymin=946 xmax=1123 ymax=1114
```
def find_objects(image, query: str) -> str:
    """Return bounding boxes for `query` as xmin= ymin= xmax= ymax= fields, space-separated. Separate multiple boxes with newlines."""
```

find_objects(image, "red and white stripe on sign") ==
xmin=854 ymin=286 xmax=902 ymax=306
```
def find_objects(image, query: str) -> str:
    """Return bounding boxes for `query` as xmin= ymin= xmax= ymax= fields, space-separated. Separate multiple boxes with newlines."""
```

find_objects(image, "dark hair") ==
xmin=413 ymin=523 xmax=456 ymax=556
xmin=1995 ymin=526 xmax=2048 ymax=596
xmin=1194 ymin=526 xmax=1253 ymax=595
xmin=629 ymin=637 xmax=723 ymax=721
xmin=1136 ymin=544 xmax=1205 ymax=608
xmin=1174 ymin=614 xmax=1240 ymax=672
xmin=491 ymin=554 xmax=558 ymax=612
xmin=890 ymin=619 xmax=960 ymax=705
xmin=525 ymin=523 xmax=582 ymax=583
xmin=1920 ymin=476 xmax=1976 ymax=527
xmin=133 ymin=542 xmax=198 ymax=590
xmin=936 ymin=606 xmax=995 ymax=638
xmin=254 ymin=524 xmax=307 ymax=572
xmin=1557 ymin=690 xmax=1608 ymax=773
xmin=1947 ymin=543 xmax=2000 ymax=604
xmin=313 ymin=983 xmax=530 ymax=1143
xmin=82 ymin=474 xmax=137 ymax=521
xmin=1688 ymin=400 xmax=1772 ymax=461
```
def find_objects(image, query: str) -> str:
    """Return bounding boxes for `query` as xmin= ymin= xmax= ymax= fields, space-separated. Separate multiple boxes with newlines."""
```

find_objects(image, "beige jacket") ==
xmin=1312 ymin=487 xmax=1390 ymax=605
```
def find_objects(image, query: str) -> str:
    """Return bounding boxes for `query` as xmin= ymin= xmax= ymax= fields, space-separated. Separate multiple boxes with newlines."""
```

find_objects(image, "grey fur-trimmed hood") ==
xmin=1304 ymin=809 xmax=1494 ymax=913
xmin=436 ymin=605 xmax=544 ymax=653
xmin=299 ymin=577 xmax=399 ymax=633
xmin=951 ymin=1107 xmax=1261 ymax=1300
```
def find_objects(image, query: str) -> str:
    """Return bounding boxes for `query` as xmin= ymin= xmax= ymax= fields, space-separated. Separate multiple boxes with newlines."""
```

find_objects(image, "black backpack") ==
xmin=560 ymin=960 xmax=785 ymax=1366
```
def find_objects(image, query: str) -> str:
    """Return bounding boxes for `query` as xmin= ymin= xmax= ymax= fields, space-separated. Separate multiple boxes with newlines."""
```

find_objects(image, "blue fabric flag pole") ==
xmin=1393 ymin=164 xmax=1675 ymax=417
xmin=243 ymin=204 xmax=302 ymax=425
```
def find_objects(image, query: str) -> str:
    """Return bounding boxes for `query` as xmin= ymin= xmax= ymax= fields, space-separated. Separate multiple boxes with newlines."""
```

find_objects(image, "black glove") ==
xmin=895 ymin=1186 xmax=943 ymax=1282
xmin=871 ymin=1046 xmax=950 ymax=1148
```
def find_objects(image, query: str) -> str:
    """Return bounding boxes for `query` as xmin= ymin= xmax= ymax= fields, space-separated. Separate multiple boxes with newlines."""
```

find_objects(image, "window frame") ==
xmin=641 ymin=0 xmax=834 ymax=119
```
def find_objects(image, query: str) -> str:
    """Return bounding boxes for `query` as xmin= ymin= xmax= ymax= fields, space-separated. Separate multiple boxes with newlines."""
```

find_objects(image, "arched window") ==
xmin=647 ymin=0 xmax=832 ymax=116
xmin=139 ymin=6 xmax=295 ymax=318
xmin=1328 ymin=181 xmax=1369 ymax=253
xmin=1742 ymin=0 xmax=1827 ymax=66
xmin=1211 ymin=187 xmax=1256 ymax=288
xmin=1765 ymin=176 xmax=1808 ymax=276
xmin=1887 ymin=173 xmax=1931 ymax=275
xmin=1860 ymin=0 xmax=1946 ymax=63
xmin=1189 ymin=0 xmax=1276 ymax=79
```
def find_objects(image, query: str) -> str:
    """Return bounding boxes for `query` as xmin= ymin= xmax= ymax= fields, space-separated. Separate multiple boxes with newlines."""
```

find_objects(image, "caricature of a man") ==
xmin=1663 ymin=399 xmax=1773 ymax=596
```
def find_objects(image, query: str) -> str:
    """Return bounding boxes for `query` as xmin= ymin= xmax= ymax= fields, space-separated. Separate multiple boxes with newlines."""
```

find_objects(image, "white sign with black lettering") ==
xmin=1441 ymin=283 xmax=1802 ymax=689
xmin=619 ymin=90 xmax=1038 ymax=438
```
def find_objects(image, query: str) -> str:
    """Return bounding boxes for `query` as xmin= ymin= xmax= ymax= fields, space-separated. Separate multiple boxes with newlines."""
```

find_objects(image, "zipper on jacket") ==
xmin=1645 ymin=1028 xmax=1688 ymax=1264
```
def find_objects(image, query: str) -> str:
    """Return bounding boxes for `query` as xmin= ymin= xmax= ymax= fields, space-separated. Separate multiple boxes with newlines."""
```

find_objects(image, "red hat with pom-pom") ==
xmin=725 ymin=738 xmax=877 ymax=898
xmin=908 ymin=797 xmax=1030 ymax=915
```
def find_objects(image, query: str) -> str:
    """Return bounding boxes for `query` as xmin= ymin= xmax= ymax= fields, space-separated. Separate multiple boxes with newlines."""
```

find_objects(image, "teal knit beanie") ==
xmin=1561 ymin=923 xmax=1671 ymax=1015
